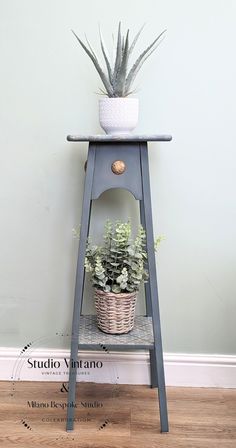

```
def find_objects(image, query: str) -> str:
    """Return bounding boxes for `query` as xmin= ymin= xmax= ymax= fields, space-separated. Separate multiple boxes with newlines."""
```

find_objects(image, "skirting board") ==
xmin=0 ymin=348 xmax=235 ymax=388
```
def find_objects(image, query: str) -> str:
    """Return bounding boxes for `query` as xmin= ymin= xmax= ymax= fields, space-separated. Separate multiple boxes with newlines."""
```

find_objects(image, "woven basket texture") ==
xmin=94 ymin=289 xmax=137 ymax=334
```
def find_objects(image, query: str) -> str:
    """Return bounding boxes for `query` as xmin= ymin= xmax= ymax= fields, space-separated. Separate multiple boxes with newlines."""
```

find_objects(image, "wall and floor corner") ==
xmin=0 ymin=1 xmax=235 ymax=387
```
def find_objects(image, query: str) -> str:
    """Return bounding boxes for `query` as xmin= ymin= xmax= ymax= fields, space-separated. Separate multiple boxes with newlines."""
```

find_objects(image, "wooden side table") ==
xmin=66 ymin=134 xmax=172 ymax=433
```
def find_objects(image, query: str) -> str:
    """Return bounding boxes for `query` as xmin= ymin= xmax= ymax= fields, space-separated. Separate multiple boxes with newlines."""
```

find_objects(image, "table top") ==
xmin=67 ymin=134 xmax=172 ymax=142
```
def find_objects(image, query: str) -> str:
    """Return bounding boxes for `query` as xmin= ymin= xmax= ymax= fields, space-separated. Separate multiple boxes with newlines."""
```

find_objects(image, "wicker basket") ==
xmin=94 ymin=289 xmax=137 ymax=334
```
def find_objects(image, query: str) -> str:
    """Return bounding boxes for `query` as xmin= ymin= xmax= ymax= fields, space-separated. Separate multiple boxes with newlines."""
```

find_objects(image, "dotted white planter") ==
xmin=99 ymin=98 xmax=139 ymax=135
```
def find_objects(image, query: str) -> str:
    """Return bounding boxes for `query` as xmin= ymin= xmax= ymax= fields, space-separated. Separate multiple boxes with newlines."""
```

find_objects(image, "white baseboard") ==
xmin=0 ymin=348 xmax=235 ymax=388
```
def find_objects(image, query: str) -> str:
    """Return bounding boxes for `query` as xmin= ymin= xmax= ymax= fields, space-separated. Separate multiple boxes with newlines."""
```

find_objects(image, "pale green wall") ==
xmin=0 ymin=0 xmax=235 ymax=354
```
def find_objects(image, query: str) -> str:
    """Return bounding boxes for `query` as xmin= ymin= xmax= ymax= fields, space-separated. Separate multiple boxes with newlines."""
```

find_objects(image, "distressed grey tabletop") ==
xmin=67 ymin=134 xmax=172 ymax=142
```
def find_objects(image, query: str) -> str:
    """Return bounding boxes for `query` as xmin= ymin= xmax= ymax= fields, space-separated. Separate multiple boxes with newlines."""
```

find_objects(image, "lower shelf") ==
xmin=78 ymin=315 xmax=154 ymax=350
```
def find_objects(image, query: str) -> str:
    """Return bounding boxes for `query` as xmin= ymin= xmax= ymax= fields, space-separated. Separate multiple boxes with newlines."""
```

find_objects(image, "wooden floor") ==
xmin=0 ymin=381 xmax=235 ymax=447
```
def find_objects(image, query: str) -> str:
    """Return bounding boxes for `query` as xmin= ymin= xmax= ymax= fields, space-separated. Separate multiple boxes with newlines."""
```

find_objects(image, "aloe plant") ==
xmin=72 ymin=23 xmax=166 ymax=97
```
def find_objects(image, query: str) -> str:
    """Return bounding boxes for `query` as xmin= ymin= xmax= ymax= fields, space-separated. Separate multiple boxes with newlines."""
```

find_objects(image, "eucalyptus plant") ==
xmin=82 ymin=220 xmax=162 ymax=294
xmin=72 ymin=23 xmax=166 ymax=97
xmin=84 ymin=220 xmax=147 ymax=293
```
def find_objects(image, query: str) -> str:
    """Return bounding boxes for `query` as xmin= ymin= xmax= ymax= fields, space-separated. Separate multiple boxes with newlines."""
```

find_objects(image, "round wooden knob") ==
xmin=111 ymin=160 xmax=126 ymax=175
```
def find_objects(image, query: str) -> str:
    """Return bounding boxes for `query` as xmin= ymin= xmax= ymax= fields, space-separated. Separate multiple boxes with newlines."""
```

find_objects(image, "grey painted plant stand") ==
xmin=66 ymin=134 xmax=172 ymax=433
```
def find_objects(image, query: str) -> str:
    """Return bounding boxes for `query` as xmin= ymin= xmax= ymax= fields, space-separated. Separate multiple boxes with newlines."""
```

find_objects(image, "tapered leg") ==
xmin=149 ymin=349 xmax=158 ymax=388
xmin=66 ymin=145 xmax=96 ymax=431
xmin=140 ymin=199 xmax=158 ymax=388
xmin=139 ymin=199 xmax=152 ymax=317
xmin=140 ymin=143 xmax=169 ymax=433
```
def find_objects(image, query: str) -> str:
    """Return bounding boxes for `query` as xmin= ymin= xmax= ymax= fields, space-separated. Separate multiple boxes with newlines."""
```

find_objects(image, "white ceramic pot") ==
xmin=99 ymin=97 xmax=139 ymax=135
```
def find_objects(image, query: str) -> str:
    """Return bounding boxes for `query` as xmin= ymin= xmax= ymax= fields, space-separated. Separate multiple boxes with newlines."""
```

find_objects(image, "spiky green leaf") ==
xmin=114 ymin=29 xmax=129 ymax=96
xmin=129 ymin=24 xmax=145 ymax=56
xmin=125 ymin=29 xmax=166 ymax=94
xmin=113 ymin=22 xmax=122 ymax=86
xmin=99 ymin=26 xmax=113 ymax=86
xmin=72 ymin=29 xmax=113 ymax=96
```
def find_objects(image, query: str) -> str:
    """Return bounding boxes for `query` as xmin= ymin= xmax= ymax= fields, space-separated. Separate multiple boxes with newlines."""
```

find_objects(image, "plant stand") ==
xmin=66 ymin=134 xmax=172 ymax=433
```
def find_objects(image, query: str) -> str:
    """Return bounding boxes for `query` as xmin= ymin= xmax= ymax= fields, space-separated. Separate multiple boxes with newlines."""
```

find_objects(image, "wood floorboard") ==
xmin=0 ymin=381 xmax=235 ymax=448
